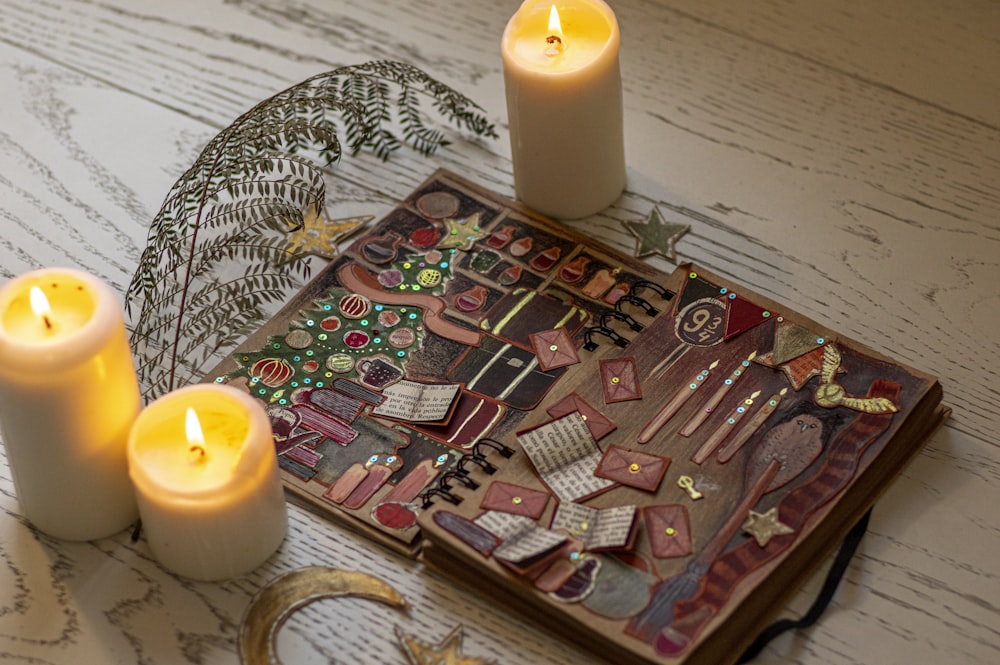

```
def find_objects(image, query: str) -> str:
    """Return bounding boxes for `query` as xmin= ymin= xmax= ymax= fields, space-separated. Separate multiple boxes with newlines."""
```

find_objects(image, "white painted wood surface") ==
xmin=0 ymin=1 xmax=996 ymax=663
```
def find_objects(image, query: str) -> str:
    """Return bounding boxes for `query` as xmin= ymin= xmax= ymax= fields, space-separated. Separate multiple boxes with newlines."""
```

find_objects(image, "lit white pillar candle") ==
xmin=502 ymin=0 xmax=626 ymax=219
xmin=0 ymin=268 xmax=140 ymax=540
xmin=127 ymin=384 xmax=287 ymax=581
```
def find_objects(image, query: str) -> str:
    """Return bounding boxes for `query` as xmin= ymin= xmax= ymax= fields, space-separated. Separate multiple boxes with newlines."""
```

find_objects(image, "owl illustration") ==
xmin=747 ymin=403 xmax=840 ymax=492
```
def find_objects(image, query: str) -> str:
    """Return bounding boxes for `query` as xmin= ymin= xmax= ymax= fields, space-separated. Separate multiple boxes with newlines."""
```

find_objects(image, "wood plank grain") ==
xmin=0 ymin=1 xmax=996 ymax=664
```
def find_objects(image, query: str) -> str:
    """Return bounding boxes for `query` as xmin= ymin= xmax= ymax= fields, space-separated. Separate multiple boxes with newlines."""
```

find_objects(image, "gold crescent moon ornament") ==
xmin=238 ymin=566 xmax=408 ymax=665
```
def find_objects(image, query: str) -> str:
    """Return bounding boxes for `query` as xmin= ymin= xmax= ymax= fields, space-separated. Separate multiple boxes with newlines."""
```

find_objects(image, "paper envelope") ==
xmin=546 ymin=392 xmax=617 ymax=441
xmin=594 ymin=444 xmax=671 ymax=492
xmin=598 ymin=357 xmax=641 ymax=403
xmin=480 ymin=481 xmax=551 ymax=519
xmin=644 ymin=504 xmax=692 ymax=558
xmin=529 ymin=327 xmax=580 ymax=371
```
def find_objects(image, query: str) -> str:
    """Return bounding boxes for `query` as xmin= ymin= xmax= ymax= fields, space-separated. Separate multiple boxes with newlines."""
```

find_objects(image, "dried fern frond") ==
xmin=125 ymin=61 xmax=497 ymax=402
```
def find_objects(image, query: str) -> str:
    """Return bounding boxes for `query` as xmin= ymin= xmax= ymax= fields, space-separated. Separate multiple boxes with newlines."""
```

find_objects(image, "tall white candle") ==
xmin=127 ymin=384 xmax=287 ymax=581
xmin=0 ymin=268 xmax=140 ymax=540
xmin=502 ymin=0 xmax=626 ymax=219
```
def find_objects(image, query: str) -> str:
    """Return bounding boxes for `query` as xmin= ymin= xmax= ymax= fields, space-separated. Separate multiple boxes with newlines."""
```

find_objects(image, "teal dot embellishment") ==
xmin=258 ymin=388 xmax=266 ymax=395
xmin=315 ymin=382 xmax=324 ymax=388
xmin=290 ymin=381 xmax=299 ymax=388
xmin=306 ymin=350 xmax=314 ymax=357
xmin=689 ymin=383 xmax=698 ymax=390
xmin=293 ymin=356 xmax=301 ymax=362
xmin=214 ymin=377 xmax=224 ymax=383
xmin=396 ymin=351 xmax=406 ymax=358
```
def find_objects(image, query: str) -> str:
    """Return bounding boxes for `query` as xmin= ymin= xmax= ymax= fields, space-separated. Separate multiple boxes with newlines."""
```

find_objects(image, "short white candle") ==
xmin=502 ymin=0 xmax=626 ymax=219
xmin=0 ymin=268 xmax=140 ymax=540
xmin=127 ymin=384 xmax=287 ymax=581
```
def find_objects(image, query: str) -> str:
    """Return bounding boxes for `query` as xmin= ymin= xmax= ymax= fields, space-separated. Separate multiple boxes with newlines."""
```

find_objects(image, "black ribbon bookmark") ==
xmin=738 ymin=508 xmax=873 ymax=663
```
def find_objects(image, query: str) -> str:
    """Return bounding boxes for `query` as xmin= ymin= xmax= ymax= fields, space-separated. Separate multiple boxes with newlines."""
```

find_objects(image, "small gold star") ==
xmin=437 ymin=212 xmax=486 ymax=251
xmin=622 ymin=206 xmax=690 ymax=263
xmin=742 ymin=507 xmax=795 ymax=547
xmin=281 ymin=205 xmax=373 ymax=262
xmin=395 ymin=625 xmax=494 ymax=665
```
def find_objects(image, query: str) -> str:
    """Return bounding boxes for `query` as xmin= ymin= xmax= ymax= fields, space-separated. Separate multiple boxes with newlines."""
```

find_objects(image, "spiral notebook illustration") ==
xmin=210 ymin=170 xmax=947 ymax=665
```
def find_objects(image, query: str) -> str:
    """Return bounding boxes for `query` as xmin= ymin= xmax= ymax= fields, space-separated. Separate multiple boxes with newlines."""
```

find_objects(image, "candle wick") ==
xmin=189 ymin=444 xmax=206 ymax=463
xmin=42 ymin=314 xmax=52 ymax=330
xmin=545 ymin=34 xmax=564 ymax=57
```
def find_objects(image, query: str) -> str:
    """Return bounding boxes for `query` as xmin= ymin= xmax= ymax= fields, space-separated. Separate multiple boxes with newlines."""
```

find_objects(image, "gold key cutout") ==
xmin=677 ymin=475 xmax=703 ymax=500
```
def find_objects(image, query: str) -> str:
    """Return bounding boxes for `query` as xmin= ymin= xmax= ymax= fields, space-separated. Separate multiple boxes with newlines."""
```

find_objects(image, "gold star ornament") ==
xmin=622 ymin=206 xmax=690 ymax=263
xmin=395 ymin=625 xmax=495 ymax=665
xmin=742 ymin=507 xmax=795 ymax=547
xmin=281 ymin=205 xmax=373 ymax=262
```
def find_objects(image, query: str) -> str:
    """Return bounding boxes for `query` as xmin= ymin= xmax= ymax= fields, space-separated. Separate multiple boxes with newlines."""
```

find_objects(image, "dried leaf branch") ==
xmin=126 ymin=61 xmax=497 ymax=402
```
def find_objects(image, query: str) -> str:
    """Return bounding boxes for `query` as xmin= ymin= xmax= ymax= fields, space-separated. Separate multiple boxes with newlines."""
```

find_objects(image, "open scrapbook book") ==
xmin=210 ymin=170 xmax=947 ymax=665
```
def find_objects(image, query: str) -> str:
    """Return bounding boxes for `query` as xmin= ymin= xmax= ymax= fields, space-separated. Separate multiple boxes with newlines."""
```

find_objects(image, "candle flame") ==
xmin=185 ymin=407 xmax=207 ymax=462
xmin=544 ymin=4 xmax=565 ymax=56
xmin=29 ymin=286 xmax=53 ymax=329
xmin=548 ymin=4 xmax=562 ymax=35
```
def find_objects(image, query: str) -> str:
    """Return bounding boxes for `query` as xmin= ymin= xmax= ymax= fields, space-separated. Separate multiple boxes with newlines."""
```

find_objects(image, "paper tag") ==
xmin=371 ymin=380 xmax=460 ymax=422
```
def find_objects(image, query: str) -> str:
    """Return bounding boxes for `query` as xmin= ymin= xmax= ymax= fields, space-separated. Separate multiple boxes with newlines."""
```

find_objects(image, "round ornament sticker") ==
xmin=338 ymin=293 xmax=372 ymax=319
xmin=378 ymin=310 xmax=401 ymax=327
xmin=388 ymin=327 xmax=416 ymax=349
xmin=378 ymin=269 xmax=404 ymax=288
xmin=343 ymin=330 xmax=371 ymax=349
xmin=416 ymin=268 xmax=442 ymax=288
xmin=325 ymin=353 xmax=355 ymax=373
xmin=284 ymin=329 xmax=313 ymax=349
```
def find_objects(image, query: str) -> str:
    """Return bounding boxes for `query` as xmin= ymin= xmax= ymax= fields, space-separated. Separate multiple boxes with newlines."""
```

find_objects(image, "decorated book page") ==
xmin=209 ymin=170 xmax=945 ymax=664
xmin=208 ymin=169 xmax=663 ymax=553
